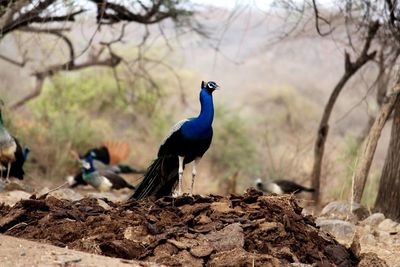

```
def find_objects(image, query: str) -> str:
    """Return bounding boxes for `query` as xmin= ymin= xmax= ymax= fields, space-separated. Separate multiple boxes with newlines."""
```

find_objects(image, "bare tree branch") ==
xmin=311 ymin=21 xmax=380 ymax=205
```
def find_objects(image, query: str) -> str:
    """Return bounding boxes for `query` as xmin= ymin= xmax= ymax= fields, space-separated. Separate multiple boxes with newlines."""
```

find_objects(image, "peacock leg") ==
xmin=190 ymin=158 xmax=200 ymax=196
xmin=178 ymin=156 xmax=184 ymax=196
xmin=6 ymin=162 xmax=11 ymax=183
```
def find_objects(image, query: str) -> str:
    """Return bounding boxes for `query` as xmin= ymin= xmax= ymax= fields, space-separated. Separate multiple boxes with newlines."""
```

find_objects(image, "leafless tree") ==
xmin=275 ymin=0 xmax=400 ymax=206
xmin=0 ymin=0 xmax=200 ymax=109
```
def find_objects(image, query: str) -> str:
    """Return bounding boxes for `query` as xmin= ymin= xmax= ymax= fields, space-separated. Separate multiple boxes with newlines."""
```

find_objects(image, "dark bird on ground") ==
xmin=255 ymin=177 xmax=315 ymax=195
xmin=67 ymin=141 xmax=144 ymax=188
xmin=80 ymin=152 xmax=135 ymax=192
xmin=2 ymin=144 xmax=30 ymax=180
xmin=131 ymin=81 xmax=219 ymax=200
xmin=0 ymin=103 xmax=29 ymax=181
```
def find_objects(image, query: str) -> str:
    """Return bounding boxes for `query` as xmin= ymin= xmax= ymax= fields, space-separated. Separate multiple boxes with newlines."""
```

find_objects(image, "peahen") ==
xmin=255 ymin=177 xmax=315 ymax=195
xmin=67 ymin=141 xmax=144 ymax=188
xmin=131 ymin=81 xmax=219 ymax=200
xmin=80 ymin=152 xmax=135 ymax=192
xmin=0 ymin=103 xmax=28 ymax=181
xmin=2 ymin=145 xmax=30 ymax=180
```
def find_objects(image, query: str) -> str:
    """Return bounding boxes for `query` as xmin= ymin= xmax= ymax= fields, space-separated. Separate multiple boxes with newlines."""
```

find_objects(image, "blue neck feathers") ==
xmin=83 ymin=155 xmax=96 ymax=174
xmin=198 ymin=89 xmax=214 ymax=125
xmin=181 ymin=88 xmax=214 ymax=139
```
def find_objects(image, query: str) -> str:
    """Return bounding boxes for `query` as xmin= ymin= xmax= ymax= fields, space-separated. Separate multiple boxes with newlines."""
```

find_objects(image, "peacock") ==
xmin=80 ymin=152 xmax=135 ymax=192
xmin=2 ymin=144 xmax=30 ymax=180
xmin=67 ymin=141 xmax=144 ymax=188
xmin=255 ymin=177 xmax=315 ymax=195
xmin=131 ymin=81 xmax=219 ymax=200
xmin=0 ymin=103 xmax=28 ymax=181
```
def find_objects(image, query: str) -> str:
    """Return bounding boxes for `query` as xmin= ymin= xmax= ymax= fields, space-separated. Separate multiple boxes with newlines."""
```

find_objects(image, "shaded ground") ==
xmin=0 ymin=189 xmax=385 ymax=266
xmin=0 ymin=234 xmax=156 ymax=267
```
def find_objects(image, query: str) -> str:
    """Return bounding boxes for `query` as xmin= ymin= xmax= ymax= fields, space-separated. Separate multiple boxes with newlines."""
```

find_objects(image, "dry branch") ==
xmin=352 ymin=81 xmax=400 ymax=203
xmin=310 ymin=21 xmax=380 ymax=205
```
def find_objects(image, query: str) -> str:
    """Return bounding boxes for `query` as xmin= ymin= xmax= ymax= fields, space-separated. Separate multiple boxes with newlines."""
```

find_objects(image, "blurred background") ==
xmin=0 ymin=0 xmax=391 ymax=208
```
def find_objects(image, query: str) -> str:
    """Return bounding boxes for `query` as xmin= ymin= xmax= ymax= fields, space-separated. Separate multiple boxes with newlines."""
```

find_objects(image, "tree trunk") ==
xmin=310 ymin=21 xmax=379 ymax=205
xmin=374 ymin=95 xmax=400 ymax=220
xmin=352 ymin=82 xmax=400 ymax=203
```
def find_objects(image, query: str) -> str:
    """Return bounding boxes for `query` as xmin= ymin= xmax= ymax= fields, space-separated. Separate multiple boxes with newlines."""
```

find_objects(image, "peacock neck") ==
xmin=196 ymin=89 xmax=214 ymax=126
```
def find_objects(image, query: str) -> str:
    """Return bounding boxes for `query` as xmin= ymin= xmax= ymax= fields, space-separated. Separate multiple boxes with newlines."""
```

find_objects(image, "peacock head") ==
xmin=201 ymin=81 xmax=219 ymax=94
xmin=23 ymin=147 xmax=31 ymax=162
xmin=81 ymin=152 xmax=95 ymax=172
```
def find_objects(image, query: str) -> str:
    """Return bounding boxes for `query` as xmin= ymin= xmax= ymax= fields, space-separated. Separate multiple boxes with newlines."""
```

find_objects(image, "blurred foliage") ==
xmin=208 ymin=106 xmax=257 ymax=182
xmin=15 ymin=67 xmax=167 ymax=180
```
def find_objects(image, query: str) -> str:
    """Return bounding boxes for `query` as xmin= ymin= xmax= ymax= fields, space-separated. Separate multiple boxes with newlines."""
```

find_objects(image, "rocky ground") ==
xmin=0 ymin=181 xmax=396 ymax=266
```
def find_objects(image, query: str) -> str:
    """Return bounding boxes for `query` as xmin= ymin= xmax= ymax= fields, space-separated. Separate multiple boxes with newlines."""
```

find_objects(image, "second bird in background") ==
xmin=255 ymin=177 xmax=315 ymax=195
xmin=80 ymin=152 xmax=135 ymax=192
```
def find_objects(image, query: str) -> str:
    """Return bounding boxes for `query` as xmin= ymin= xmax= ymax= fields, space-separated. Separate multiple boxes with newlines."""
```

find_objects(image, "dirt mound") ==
xmin=0 ymin=189 xmax=382 ymax=266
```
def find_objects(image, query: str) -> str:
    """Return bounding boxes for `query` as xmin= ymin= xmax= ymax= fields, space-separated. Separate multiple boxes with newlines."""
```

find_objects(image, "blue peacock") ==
xmin=131 ymin=80 xmax=219 ymax=200
xmin=0 ymin=103 xmax=29 ymax=181
xmin=80 ymin=152 xmax=135 ymax=192
xmin=67 ymin=142 xmax=145 ymax=188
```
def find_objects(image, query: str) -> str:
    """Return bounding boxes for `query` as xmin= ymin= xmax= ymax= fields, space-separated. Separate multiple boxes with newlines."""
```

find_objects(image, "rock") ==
xmin=203 ymin=223 xmax=244 ymax=252
xmin=316 ymin=219 xmax=356 ymax=244
xmin=38 ymin=188 xmax=83 ymax=201
xmin=0 ymin=190 xmax=31 ymax=206
xmin=360 ymin=213 xmax=385 ymax=227
xmin=377 ymin=219 xmax=399 ymax=232
xmin=320 ymin=201 xmax=369 ymax=222
xmin=359 ymin=233 xmax=376 ymax=246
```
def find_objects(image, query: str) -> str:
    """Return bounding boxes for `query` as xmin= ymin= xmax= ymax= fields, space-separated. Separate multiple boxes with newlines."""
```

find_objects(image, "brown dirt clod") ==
xmin=0 ymin=188 xmax=386 ymax=266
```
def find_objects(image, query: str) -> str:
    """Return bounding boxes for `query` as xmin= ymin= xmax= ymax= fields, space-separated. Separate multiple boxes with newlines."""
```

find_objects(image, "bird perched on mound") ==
xmin=67 ymin=141 xmax=144 ymax=188
xmin=255 ymin=177 xmax=315 ymax=195
xmin=131 ymin=81 xmax=219 ymax=200
xmin=0 ymin=103 xmax=28 ymax=181
xmin=80 ymin=152 xmax=135 ymax=192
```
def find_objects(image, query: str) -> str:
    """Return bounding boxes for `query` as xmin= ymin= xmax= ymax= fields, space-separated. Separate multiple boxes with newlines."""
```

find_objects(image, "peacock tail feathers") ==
xmin=103 ymin=140 xmax=131 ymax=164
xmin=131 ymin=155 xmax=179 ymax=200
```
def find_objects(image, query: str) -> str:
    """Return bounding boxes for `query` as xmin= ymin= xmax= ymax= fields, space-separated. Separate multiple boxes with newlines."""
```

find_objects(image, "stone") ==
xmin=0 ymin=190 xmax=31 ymax=206
xmin=203 ymin=223 xmax=244 ymax=252
xmin=360 ymin=213 xmax=385 ymax=227
xmin=377 ymin=219 xmax=399 ymax=232
xmin=320 ymin=201 xmax=369 ymax=222
xmin=316 ymin=219 xmax=356 ymax=244
xmin=359 ymin=233 xmax=376 ymax=246
xmin=40 ymin=188 xmax=83 ymax=201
